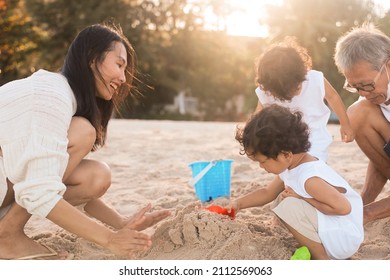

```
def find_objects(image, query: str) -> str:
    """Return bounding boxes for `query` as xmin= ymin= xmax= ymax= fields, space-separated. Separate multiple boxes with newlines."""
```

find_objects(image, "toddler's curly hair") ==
xmin=236 ymin=104 xmax=311 ymax=159
xmin=255 ymin=37 xmax=312 ymax=101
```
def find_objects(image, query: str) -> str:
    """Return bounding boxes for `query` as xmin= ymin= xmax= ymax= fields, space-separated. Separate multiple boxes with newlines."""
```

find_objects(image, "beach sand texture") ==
xmin=25 ymin=119 xmax=390 ymax=260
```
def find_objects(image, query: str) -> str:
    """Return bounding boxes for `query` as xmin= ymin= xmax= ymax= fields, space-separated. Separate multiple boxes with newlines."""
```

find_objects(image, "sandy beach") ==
xmin=25 ymin=119 xmax=390 ymax=260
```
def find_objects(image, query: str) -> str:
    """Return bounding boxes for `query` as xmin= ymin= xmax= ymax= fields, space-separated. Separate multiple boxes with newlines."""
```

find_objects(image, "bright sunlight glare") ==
xmin=225 ymin=0 xmax=283 ymax=37
xmin=203 ymin=0 xmax=390 ymax=38
xmin=202 ymin=0 xmax=282 ymax=38
xmin=374 ymin=0 xmax=390 ymax=16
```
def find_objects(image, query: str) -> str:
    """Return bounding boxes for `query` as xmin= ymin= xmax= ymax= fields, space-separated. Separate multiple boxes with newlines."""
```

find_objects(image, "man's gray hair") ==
xmin=334 ymin=24 xmax=390 ymax=74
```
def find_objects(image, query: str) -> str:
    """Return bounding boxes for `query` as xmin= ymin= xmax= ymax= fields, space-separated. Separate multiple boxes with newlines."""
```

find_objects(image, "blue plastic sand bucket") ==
xmin=188 ymin=159 xmax=233 ymax=203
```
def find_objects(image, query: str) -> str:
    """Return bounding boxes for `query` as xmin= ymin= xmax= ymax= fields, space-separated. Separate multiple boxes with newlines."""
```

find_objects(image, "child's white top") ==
xmin=0 ymin=70 xmax=77 ymax=218
xmin=255 ymin=70 xmax=332 ymax=161
xmin=279 ymin=160 xmax=364 ymax=259
xmin=380 ymin=104 xmax=390 ymax=122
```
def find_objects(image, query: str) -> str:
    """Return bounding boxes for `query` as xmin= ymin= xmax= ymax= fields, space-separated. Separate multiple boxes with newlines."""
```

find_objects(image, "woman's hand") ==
xmin=125 ymin=203 xmax=171 ymax=231
xmin=106 ymin=225 xmax=152 ymax=257
xmin=105 ymin=204 xmax=170 ymax=257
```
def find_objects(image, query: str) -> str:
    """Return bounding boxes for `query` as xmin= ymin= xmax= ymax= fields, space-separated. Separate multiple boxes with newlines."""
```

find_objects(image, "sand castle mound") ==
xmin=137 ymin=203 xmax=294 ymax=260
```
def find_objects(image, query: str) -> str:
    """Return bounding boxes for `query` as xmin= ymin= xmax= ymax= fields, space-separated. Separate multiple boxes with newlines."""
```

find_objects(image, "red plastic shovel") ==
xmin=205 ymin=205 xmax=236 ymax=220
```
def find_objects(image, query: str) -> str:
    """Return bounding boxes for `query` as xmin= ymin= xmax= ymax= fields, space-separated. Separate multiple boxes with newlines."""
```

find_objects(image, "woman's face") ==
xmin=92 ymin=41 xmax=127 ymax=100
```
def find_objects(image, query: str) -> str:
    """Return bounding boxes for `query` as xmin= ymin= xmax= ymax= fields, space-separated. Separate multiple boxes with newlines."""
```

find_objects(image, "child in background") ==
xmin=255 ymin=37 xmax=354 ymax=162
xmin=233 ymin=104 xmax=363 ymax=260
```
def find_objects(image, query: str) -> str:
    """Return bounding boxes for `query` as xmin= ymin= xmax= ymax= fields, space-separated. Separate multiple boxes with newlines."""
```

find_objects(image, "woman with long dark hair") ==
xmin=0 ymin=23 xmax=170 ymax=259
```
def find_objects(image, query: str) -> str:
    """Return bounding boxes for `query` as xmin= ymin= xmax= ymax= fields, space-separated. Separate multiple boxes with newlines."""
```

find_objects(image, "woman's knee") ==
xmin=68 ymin=117 xmax=96 ymax=151
xmin=89 ymin=161 xmax=112 ymax=199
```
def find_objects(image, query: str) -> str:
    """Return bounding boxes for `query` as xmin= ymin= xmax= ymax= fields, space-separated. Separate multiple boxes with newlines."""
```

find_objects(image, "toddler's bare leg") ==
xmin=282 ymin=221 xmax=329 ymax=260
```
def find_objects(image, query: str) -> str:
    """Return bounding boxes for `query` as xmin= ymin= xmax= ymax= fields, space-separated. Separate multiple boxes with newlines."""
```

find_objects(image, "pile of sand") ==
xmin=138 ymin=202 xmax=295 ymax=260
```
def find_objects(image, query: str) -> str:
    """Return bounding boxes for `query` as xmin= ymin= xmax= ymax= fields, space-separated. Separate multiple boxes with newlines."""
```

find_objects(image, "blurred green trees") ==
xmin=1 ymin=0 xmax=389 ymax=120
xmin=0 ymin=0 xmax=40 ymax=84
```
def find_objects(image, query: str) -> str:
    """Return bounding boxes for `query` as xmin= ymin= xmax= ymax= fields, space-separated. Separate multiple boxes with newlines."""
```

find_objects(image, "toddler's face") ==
xmin=248 ymin=152 xmax=290 ymax=174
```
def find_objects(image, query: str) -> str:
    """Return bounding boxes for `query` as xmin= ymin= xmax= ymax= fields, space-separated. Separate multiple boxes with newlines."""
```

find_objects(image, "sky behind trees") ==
xmin=2 ymin=0 xmax=390 ymax=121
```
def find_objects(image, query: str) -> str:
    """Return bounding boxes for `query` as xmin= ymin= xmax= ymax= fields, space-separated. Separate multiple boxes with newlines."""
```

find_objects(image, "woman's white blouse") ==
xmin=0 ymin=70 xmax=77 ymax=217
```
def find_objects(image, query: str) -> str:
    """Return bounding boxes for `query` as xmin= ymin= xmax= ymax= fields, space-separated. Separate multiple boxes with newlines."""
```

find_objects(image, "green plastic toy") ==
xmin=290 ymin=246 xmax=311 ymax=260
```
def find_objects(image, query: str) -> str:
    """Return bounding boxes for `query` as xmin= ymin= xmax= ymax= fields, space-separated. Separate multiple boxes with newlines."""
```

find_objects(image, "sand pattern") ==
xmin=25 ymin=119 xmax=390 ymax=259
